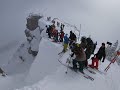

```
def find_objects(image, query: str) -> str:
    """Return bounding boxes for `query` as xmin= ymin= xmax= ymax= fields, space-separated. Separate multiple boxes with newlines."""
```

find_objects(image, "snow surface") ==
xmin=0 ymin=8 xmax=120 ymax=90
xmin=1 ymin=16 xmax=120 ymax=90
xmin=17 ymin=50 xmax=120 ymax=90
xmin=16 ymin=40 xmax=120 ymax=90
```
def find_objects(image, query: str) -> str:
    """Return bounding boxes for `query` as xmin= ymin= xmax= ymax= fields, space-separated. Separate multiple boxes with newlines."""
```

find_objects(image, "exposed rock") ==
xmin=26 ymin=14 xmax=42 ymax=31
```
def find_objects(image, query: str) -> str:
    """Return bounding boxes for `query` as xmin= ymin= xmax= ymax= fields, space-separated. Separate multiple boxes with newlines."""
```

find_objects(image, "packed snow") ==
xmin=0 ymin=0 xmax=120 ymax=90
xmin=0 ymin=15 xmax=119 ymax=90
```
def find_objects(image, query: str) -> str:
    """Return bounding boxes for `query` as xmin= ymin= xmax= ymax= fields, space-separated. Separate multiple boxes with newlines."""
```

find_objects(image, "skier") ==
xmin=71 ymin=42 xmax=86 ymax=73
xmin=69 ymin=31 xmax=77 ymax=47
xmin=89 ymin=54 xmax=99 ymax=69
xmin=57 ymin=22 xmax=60 ymax=27
xmin=85 ymin=37 xmax=94 ymax=67
xmin=59 ymin=31 xmax=64 ymax=42
xmin=46 ymin=25 xmax=52 ymax=38
xmin=92 ymin=41 xmax=97 ymax=54
xmin=96 ymin=43 xmax=106 ymax=62
xmin=62 ymin=34 xmax=69 ymax=52
xmin=53 ymin=30 xmax=58 ymax=42
xmin=60 ymin=23 xmax=63 ymax=31
xmin=60 ymin=23 xmax=65 ymax=31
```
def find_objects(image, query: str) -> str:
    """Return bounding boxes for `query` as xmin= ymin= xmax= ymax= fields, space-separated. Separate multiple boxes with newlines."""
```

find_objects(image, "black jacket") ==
xmin=96 ymin=46 xmax=106 ymax=61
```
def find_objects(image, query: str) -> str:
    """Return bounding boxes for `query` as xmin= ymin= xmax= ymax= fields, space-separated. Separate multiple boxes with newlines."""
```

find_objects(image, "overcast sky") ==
xmin=0 ymin=0 xmax=120 ymax=46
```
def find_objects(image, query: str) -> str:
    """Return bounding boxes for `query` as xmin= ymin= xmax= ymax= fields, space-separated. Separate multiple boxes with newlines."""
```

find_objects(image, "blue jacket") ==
xmin=64 ymin=35 xmax=69 ymax=44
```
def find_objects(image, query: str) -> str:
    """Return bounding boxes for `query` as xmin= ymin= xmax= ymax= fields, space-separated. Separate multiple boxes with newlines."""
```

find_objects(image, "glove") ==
xmin=70 ymin=53 xmax=74 ymax=57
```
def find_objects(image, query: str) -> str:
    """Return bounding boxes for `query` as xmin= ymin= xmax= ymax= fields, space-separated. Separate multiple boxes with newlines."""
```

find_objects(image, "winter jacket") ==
xmin=96 ymin=46 xmax=106 ymax=61
xmin=64 ymin=35 xmax=69 ymax=44
xmin=75 ymin=47 xmax=86 ymax=61
xmin=85 ymin=43 xmax=94 ymax=59
xmin=69 ymin=33 xmax=76 ymax=41
xmin=60 ymin=32 xmax=64 ymax=38
xmin=72 ymin=44 xmax=86 ymax=62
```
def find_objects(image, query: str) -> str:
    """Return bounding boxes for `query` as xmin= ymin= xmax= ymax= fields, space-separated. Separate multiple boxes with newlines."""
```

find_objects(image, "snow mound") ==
xmin=25 ymin=38 xmax=63 ymax=85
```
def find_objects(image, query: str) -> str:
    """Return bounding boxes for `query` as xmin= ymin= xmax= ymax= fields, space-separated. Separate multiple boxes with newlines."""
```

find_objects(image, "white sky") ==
xmin=0 ymin=0 xmax=120 ymax=46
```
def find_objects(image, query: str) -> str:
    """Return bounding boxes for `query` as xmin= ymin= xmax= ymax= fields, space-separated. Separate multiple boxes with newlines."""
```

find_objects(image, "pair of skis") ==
xmin=87 ymin=66 xmax=103 ymax=74
xmin=58 ymin=58 xmax=94 ymax=81
xmin=85 ymin=68 xmax=96 ymax=74
xmin=65 ymin=64 xmax=94 ymax=81
xmin=58 ymin=51 xmax=95 ymax=81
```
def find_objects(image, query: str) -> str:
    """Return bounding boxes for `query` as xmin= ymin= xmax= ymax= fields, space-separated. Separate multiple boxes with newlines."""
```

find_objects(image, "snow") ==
xmin=17 ymin=60 xmax=120 ymax=90
xmin=0 ymin=15 xmax=120 ymax=90
xmin=0 ymin=0 xmax=120 ymax=89
xmin=25 ymin=38 xmax=63 ymax=85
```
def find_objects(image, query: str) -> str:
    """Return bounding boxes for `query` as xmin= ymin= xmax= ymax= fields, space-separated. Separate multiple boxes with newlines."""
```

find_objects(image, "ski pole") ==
xmin=65 ymin=62 xmax=69 ymax=74
xmin=104 ymin=53 xmax=119 ymax=72
xmin=65 ymin=55 xmax=72 ymax=74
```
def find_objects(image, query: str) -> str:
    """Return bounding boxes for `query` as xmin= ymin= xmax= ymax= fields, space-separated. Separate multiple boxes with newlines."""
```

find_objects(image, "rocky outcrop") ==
xmin=26 ymin=14 xmax=42 ymax=31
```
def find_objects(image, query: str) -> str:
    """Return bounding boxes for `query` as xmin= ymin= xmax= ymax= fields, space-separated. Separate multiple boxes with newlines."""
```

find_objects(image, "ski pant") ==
xmin=84 ymin=60 xmax=88 ymax=68
xmin=89 ymin=58 xmax=99 ymax=69
xmin=48 ymin=33 xmax=51 ymax=38
xmin=63 ymin=43 xmax=68 ymax=52
xmin=59 ymin=37 xmax=63 ymax=42
xmin=72 ymin=59 xmax=84 ymax=72
xmin=54 ymin=36 xmax=58 ymax=42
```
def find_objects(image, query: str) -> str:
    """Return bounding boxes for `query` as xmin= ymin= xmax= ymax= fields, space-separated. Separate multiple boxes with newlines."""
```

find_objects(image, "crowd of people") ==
xmin=69 ymin=37 xmax=106 ymax=73
xmin=46 ymin=22 xmax=65 ymax=43
xmin=46 ymin=20 xmax=106 ymax=73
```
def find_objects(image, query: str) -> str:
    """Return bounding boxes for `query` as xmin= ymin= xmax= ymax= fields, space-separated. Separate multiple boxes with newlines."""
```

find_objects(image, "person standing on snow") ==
xmin=89 ymin=54 xmax=99 ymax=69
xmin=69 ymin=31 xmax=77 ymax=47
xmin=92 ymin=41 xmax=97 ymax=54
xmin=96 ymin=43 xmax=106 ymax=62
xmin=62 ymin=34 xmax=69 ymax=52
xmin=54 ymin=30 xmax=59 ymax=42
xmin=59 ymin=31 xmax=64 ymax=42
xmin=71 ymin=42 xmax=86 ymax=73
xmin=46 ymin=25 xmax=52 ymax=38
xmin=85 ymin=37 xmax=94 ymax=67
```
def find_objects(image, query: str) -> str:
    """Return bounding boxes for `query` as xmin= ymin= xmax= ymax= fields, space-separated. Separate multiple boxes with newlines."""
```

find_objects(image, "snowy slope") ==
xmin=1 ymin=0 xmax=120 ymax=90
xmin=0 ymin=40 xmax=20 ymax=67
xmin=17 ymin=54 xmax=120 ymax=90
xmin=0 ymin=14 xmax=120 ymax=90
xmin=25 ymin=38 xmax=63 ymax=85
xmin=16 ymin=16 xmax=120 ymax=90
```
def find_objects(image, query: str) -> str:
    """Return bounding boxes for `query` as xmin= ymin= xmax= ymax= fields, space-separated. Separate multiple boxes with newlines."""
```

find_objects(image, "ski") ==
xmin=58 ymin=49 xmax=69 ymax=55
xmin=88 ymin=66 xmax=103 ymax=74
xmin=78 ymin=71 xmax=94 ymax=81
xmin=58 ymin=52 xmax=64 ymax=59
xmin=94 ymin=69 xmax=103 ymax=74
xmin=85 ymin=68 xmax=96 ymax=74
xmin=67 ymin=66 xmax=94 ymax=81
xmin=58 ymin=51 xmax=64 ymax=55
xmin=58 ymin=58 xmax=94 ymax=81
